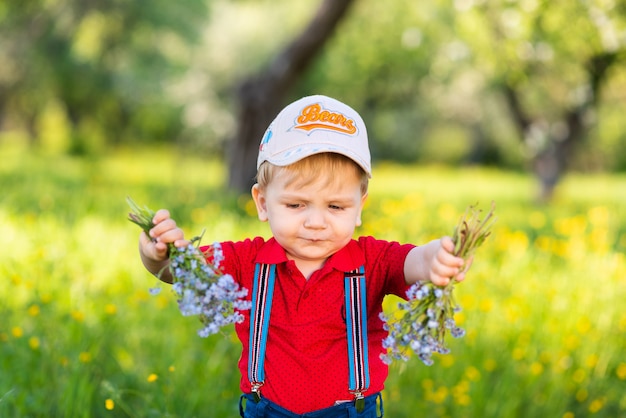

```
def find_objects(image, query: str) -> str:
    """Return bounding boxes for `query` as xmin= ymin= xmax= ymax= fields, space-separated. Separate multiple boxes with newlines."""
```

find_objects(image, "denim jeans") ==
xmin=239 ymin=392 xmax=383 ymax=418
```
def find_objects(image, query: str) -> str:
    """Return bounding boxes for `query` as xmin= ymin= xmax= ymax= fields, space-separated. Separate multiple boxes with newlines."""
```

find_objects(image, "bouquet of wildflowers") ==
xmin=380 ymin=202 xmax=496 ymax=366
xmin=127 ymin=197 xmax=251 ymax=337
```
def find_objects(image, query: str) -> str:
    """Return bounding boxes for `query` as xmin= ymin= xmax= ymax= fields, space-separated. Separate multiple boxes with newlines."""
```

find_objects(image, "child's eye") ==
xmin=329 ymin=205 xmax=343 ymax=210
xmin=286 ymin=203 xmax=301 ymax=209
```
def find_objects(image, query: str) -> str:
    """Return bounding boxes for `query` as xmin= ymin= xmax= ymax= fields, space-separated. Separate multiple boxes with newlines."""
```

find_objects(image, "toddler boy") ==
xmin=139 ymin=95 xmax=468 ymax=417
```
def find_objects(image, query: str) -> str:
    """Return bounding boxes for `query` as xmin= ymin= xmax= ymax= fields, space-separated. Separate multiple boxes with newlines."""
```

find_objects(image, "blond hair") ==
xmin=256 ymin=153 xmax=369 ymax=195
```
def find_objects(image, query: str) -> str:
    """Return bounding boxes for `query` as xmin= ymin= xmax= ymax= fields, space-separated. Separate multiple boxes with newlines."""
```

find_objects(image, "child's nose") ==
xmin=304 ymin=209 xmax=326 ymax=229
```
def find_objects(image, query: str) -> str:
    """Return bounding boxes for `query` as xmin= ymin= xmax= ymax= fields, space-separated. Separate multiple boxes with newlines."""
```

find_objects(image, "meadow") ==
xmin=1 ymin=144 xmax=625 ymax=417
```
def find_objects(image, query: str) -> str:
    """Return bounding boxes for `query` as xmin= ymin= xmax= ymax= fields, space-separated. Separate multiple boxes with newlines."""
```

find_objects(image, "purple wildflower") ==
xmin=168 ymin=243 xmax=251 ymax=336
xmin=379 ymin=202 xmax=496 ymax=366
xmin=380 ymin=280 xmax=464 ymax=366
xmin=127 ymin=197 xmax=251 ymax=338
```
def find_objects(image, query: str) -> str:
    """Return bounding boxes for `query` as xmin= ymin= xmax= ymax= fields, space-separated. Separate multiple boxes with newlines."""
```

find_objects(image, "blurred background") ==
xmin=2 ymin=0 xmax=626 ymax=196
xmin=1 ymin=0 xmax=625 ymax=416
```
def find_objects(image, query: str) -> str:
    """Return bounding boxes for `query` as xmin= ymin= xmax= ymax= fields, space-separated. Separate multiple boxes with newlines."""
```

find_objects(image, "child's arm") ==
xmin=403 ymin=237 xmax=469 ymax=286
xmin=138 ymin=209 xmax=189 ymax=284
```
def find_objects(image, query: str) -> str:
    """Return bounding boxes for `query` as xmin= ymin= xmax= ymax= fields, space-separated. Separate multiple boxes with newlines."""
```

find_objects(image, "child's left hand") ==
xmin=428 ymin=236 xmax=472 ymax=286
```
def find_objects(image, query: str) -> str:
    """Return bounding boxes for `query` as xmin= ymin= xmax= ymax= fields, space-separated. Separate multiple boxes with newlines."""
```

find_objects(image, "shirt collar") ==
xmin=254 ymin=238 xmax=365 ymax=273
xmin=254 ymin=237 xmax=289 ymax=265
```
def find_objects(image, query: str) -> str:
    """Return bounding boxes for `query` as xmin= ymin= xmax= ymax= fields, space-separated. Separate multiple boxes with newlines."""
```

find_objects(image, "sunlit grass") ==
xmin=1 ymin=146 xmax=625 ymax=417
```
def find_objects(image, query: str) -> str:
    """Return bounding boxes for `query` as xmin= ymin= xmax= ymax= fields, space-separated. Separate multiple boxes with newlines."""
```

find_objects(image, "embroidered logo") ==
xmin=294 ymin=103 xmax=357 ymax=135
xmin=259 ymin=127 xmax=273 ymax=151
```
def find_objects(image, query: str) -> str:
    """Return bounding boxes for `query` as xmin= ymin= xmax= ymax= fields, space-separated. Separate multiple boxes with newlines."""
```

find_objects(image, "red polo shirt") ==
xmin=211 ymin=236 xmax=414 ymax=414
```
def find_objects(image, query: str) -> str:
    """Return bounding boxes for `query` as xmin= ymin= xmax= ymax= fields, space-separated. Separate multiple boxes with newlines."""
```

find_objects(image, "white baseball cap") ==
xmin=257 ymin=95 xmax=372 ymax=177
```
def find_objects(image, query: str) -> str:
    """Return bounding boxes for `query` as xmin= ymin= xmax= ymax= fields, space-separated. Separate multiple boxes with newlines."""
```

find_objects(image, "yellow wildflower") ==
xmin=105 ymin=399 xmax=115 ymax=410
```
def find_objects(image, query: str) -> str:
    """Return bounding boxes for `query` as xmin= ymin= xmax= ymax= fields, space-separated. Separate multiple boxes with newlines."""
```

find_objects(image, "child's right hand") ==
xmin=139 ymin=209 xmax=189 ymax=262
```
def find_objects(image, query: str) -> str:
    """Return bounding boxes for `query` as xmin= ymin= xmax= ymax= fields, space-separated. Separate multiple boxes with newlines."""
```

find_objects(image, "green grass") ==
xmin=1 ymin=145 xmax=625 ymax=417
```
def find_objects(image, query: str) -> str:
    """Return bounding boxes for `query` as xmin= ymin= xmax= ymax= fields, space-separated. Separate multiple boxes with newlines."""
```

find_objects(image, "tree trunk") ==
xmin=530 ymin=114 xmax=581 ymax=201
xmin=227 ymin=0 xmax=356 ymax=193
xmin=501 ymin=51 xmax=620 ymax=200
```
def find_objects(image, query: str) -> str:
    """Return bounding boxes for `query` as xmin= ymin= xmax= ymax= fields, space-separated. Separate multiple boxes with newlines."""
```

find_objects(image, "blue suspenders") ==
xmin=248 ymin=263 xmax=277 ymax=400
xmin=247 ymin=263 xmax=370 ymax=411
xmin=344 ymin=266 xmax=369 ymax=410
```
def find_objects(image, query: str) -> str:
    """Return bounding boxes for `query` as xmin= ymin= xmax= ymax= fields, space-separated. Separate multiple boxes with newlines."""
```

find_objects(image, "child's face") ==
xmin=252 ymin=165 xmax=367 ymax=272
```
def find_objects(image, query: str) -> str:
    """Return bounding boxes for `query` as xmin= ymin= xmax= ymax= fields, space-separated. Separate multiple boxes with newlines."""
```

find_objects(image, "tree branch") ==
xmin=501 ymin=83 xmax=532 ymax=141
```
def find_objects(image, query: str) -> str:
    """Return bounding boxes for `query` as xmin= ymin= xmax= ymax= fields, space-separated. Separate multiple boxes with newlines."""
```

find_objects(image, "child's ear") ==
xmin=355 ymin=193 xmax=368 ymax=227
xmin=251 ymin=184 xmax=269 ymax=222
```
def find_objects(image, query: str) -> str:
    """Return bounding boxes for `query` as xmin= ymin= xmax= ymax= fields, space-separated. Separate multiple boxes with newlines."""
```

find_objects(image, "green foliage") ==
xmin=1 ymin=146 xmax=625 ymax=416
xmin=0 ymin=0 xmax=208 ymax=151
xmin=295 ymin=0 xmax=626 ymax=169
xmin=4 ymin=0 xmax=626 ymax=171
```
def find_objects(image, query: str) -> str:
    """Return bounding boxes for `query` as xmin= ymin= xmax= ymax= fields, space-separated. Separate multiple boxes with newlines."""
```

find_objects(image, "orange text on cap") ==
xmin=295 ymin=104 xmax=357 ymax=135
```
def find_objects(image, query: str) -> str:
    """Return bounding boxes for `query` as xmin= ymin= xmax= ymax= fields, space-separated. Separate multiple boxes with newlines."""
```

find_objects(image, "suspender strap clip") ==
xmin=352 ymin=391 xmax=366 ymax=413
xmin=251 ymin=382 xmax=263 ymax=403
